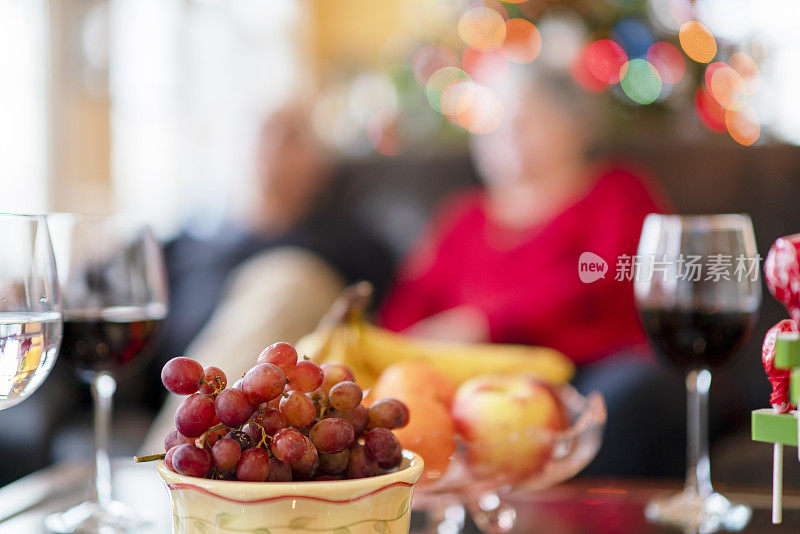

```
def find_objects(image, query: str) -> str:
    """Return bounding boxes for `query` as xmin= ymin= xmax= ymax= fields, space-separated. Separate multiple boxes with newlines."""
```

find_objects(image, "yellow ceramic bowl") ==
xmin=157 ymin=450 xmax=424 ymax=534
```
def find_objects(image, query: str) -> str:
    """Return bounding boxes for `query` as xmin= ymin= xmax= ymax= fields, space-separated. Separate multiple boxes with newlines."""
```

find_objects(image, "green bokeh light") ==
xmin=620 ymin=58 xmax=662 ymax=105
xmin=426 ymin=67 xmax=470 ymax=113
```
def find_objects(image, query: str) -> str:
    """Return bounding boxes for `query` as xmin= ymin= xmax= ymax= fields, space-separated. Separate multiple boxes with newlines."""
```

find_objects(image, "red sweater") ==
xmin=379 ymin=166 xmax=668 ymax=365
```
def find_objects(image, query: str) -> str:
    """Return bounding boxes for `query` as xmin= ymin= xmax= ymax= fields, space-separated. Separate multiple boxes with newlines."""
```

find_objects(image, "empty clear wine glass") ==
xmin=0 ymin=214 xmax=62 ymax=410
xmin=635 ymin=214 xmax=760 ymax=533
xmin=45 ymin=214 xmax=168 ymax=533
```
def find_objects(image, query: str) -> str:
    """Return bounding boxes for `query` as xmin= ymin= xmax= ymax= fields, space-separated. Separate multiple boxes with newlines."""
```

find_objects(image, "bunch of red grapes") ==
xmin=159 ymin=342 xmax=409 ymax=482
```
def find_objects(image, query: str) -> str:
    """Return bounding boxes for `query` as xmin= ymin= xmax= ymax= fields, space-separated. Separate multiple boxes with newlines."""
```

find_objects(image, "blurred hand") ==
xmin=405 ymin=305 xmax=490 ymax=343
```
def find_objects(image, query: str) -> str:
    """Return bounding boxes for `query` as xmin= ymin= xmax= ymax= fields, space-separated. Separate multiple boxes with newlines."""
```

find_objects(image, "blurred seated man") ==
xmin=141 ymin=103 xmax=391 ymax=451
xmin=379 ymin=67 xmax=684 ymax=477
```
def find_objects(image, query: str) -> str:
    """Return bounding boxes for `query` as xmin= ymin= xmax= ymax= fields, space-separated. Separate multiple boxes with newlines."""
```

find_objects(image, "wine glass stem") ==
xmin=685 ymin=368 xmax=713 ymax=499
xmin=91 ymin=371 xmax=117 ymax=508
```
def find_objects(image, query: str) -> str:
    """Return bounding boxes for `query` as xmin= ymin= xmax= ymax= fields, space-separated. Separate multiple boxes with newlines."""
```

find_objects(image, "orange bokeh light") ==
xmin=679 ymin=21 xmax=717 ymax=63
xmin=726 ymin=104 xmax=760 ymax=146
xmin=646 ymin=42 xmax=685 ymax=85
xmin=584 ymin=39 xmax=628 ymax=85
xmin=462 ymin=47 xmax=509 ymax=84
xmin=457 ymin=84 xmax=503 ymax=135
xmin=458 ymin=6 xmax=507 ymax=52
xmin=413 ymin=44 xmax=459 ymax=86
xmin=729 ymin=52 xmax=761 ymax=95
xmin=502 ymin=18 xmax=541 ymax=64
xmin=709 ymin=65 xmax=746 ymax=111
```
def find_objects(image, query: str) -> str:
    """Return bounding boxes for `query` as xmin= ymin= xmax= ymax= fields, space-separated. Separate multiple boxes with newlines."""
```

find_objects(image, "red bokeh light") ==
xmin=646 ymin=42 xmax=685 ymax=85
xmin=694 ymin=87 xmax=726 ymax=132
xmin=571 ymin=46 xmax=608 ymax=93
xmin=584 ymin=39 xmax=628 ymax=85
xmin=462 ymin=47 xmax=509 ymax=84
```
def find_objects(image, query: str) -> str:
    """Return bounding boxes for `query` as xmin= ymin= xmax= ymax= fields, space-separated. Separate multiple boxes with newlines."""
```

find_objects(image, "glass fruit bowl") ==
xmin=411 ymin=384 xmax=606 ymax=533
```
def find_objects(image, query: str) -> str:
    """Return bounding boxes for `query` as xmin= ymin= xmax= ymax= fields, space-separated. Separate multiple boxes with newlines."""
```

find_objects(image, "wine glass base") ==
xmin=645 ymin=489 xmax=751 ymax=533
xmin=44 ymin=500 xmax=150 ymax=533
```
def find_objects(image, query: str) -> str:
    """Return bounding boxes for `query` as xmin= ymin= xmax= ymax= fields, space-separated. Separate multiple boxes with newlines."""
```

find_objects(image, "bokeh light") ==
xmin=704 ymin=61 xmax=726 ymax=89
xmin=709 ymin=64 xmax=746 ymax=111
xmin=585 ymin=39 xmax=628 ymax=85
xmin=426 ymin=67 xmax=470 ymax=113
xmin=726 ymin=103 xmax=760 ymax=146
xmin=613 ymin=18 xmax=655 ymax=58
xmin=462 ymin=47 xmax=509 ymax=84
xmin=620 ymin=59 xmax=662 ymax=105
xmin=647 ymin=0 xmax=692 ymax=33
xmin=537 ymin=11 xmax=586 ymax=69
xmin=571 ymin=45 xmax=608 ymax=93
xmin=458 ymin=6 xmax=507 ymax=52
xmin=646 ymin=41 xmax=685 ymax=84
xmin=679 ymin=21 xmax=717 ymax=63
xmin=456 ymin=84 xmax=503 ymax=134
xmin=729 ymin=52 xmax=761 ymax=95
xmin=502 ymin=18 xmax=541 ymax=64
xmin=440 ymin=79 xmax=477 ymax=120
xmin=694 ymin=87 xmax=726 ymax=132
xmin=367 ymin=108 xmax=402 ymax=156
xmin=413 ymin=44 xmax=459 ymax=86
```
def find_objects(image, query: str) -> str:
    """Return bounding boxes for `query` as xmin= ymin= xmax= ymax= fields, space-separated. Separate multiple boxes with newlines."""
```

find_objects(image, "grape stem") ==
xmin=195 ymin=423 xmax=227 ymax=449
xmin=133 ymin=453 xmax=166 ymax=463
xmin=249 ymin=421 xmax=274 ymax=450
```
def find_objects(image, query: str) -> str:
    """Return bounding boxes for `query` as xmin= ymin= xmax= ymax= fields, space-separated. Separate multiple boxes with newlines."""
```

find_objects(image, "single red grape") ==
xmin=320 ymin=363 xmax=355 ymax=394
xmin=214 ymin=388 xmax=253 ymax=427
xmin=279 ymin=391 xmax=316 ymax=428
xmin=172 ymin=444 xmax=212 ymax=478
xmin=211 ymin=437 xmax=242 ymax=472
xmin=165 ymin=445 xmax=180 ymax=472
xmin=225 ymin=430 xmax=253 ymax=451
xmin=363 ymin=428 xmax=400 ymax=463
xmin=287 ymin=360 xmax=324 ymax=393
xmin=368 ymin=399 xmax=408 ymax=430
xmin=241 ymin=422 xmax=264 ymax=445
xmin=257 ymin=342 xmax=298 ymax=375
xmin=345 ymin=443 xmax=379 ymax=479
xmin=319 ymin=450 xmax=349 ymax=475
xmin=161 ymin=357 xmax=204 ymax=395
xmin=164 ymin=428 xmax=193 ymax=451
xmin=251 ymin=405 xmax=288 ymax=435
xmin=329 ymin=404 xmax=369 ymax=436
xmin=328 ymin=381 xmax=363 ymax=411
xmin=379 ymin=442 xmax=403 ymax=469
xmin=241 ymin=363 xmax=286 ymax=404
xmin=267 ymin=457 xmax=293 ymax=481
xmin=235 ymin=447 xmax=270 ymax=482
xmin=270 ymin=428 xmax=306 ymax=463
xmin=199 ymin=366 xmax=227 ymax=397
xmin=309 ymin=418 xmax=355 ymax=454
xmin=175 ymin=393 xmax=216 ymax=438
xmin=290 ymin=437 xmax=319 ymax=480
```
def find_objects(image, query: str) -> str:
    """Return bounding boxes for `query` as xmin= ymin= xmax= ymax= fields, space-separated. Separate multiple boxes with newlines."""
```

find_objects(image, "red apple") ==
xmin=451 ymin=374 xmax=567 ymax=481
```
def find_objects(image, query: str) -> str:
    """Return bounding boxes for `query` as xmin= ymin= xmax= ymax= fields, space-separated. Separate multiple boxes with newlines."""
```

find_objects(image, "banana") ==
xmin=295 ymin=283 xmax=575 ymax=388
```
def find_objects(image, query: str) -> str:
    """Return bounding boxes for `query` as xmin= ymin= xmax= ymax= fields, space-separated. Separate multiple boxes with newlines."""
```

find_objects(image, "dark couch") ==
xmin=1 ymin=141 xmax=798 ymax=487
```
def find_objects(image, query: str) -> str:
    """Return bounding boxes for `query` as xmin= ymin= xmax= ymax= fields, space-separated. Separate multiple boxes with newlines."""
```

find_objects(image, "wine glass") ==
xmin=45 ymin=214 xmax=168 ymax=533
xmin=634 ymin=214 xmax=760 ymax=533
xmin=0 ymin=214 xmax=62 ymax=410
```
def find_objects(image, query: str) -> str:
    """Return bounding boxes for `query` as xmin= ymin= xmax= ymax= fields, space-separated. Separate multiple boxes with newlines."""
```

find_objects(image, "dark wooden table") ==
xmin=0 ymin=461 xmax=797 ymax=533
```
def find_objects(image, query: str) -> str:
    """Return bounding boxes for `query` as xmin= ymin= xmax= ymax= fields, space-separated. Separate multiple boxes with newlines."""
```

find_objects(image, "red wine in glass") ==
xmin=639 ymin=308 xmax=757 ymax=370
xmin=60 ymin=306 xmax=165 ymax=382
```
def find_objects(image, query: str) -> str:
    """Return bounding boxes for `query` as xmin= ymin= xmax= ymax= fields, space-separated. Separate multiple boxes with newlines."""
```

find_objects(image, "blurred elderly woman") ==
xmin=380 ymin=68 xmax=681 ymax=476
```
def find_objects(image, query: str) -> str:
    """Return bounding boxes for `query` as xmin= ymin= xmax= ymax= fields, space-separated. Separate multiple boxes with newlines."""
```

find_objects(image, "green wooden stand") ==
xmin=751 ymin=332 xmax=800 ymax=525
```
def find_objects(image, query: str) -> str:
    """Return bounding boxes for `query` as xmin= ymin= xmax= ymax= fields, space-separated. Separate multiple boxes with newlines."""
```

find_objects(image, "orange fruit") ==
xmin=392 ymin=397 xmax=456 ymax=478
xmin=370 ymin=361 xmax=457 ymax=407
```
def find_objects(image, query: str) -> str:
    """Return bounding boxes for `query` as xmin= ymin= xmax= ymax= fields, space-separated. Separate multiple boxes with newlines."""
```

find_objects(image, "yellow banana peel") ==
xmin=295 ymin=283 xmax=575 ymax=389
